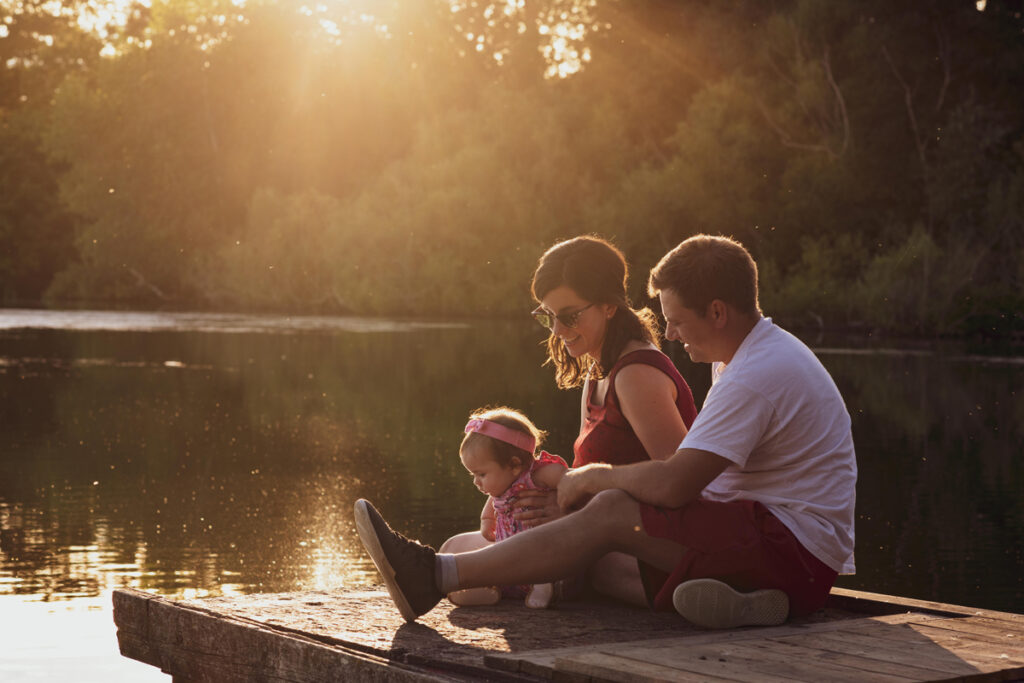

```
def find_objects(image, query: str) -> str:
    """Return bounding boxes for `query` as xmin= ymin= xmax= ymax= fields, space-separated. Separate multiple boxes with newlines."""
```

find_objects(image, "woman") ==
xmin=443 ymin=235 xmax=697 ymax=605
xmin=529 ymin=235 xmax=697 ymax=470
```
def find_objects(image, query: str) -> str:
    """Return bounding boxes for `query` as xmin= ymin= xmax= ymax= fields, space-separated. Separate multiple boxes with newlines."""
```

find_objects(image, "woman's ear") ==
xmin=602 ymin=303 xmax=617 ymax=320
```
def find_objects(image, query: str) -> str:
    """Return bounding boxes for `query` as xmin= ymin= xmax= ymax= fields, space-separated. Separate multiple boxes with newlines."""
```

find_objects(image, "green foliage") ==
xmin=0 ymin=0 xmax=104 ymax=302
xmin=0 ymin=112 xmax=76 ymax=302
xmin=853 ymin=225 xmax=987 ymax=334
xmin=2 ymin=0 xmax=1023 ymax=335
xmin=762 ymin=232 xmax=867 ymax=328
xmin=200 ymin=188 xmax=344 ymax=311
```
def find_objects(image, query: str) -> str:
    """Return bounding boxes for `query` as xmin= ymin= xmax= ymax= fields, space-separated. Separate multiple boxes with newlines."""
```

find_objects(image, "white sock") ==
xmin=436 ymin=553 xmax=460 ymax=594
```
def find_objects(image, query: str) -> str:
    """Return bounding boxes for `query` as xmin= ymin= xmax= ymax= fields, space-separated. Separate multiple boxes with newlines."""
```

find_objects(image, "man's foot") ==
xmin=353 ymin=499 xmax=443 ymax=622
xmin=525 ymin=582 xmax=555 ymax=609
xmin=672 ymin=578 xmax=789 ymax=629
xmin=447 ymin=587 xmax=501 ymax=607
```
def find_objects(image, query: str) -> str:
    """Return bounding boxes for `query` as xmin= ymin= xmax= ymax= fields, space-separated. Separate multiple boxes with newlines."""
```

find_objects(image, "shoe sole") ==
xmin=672 ymin=578 xmax=789 ymax=629
xmin=354 ymin=499 xmax=418 ymax=622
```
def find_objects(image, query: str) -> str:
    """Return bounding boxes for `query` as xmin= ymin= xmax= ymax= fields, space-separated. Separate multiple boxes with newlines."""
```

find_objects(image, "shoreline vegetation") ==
xmin=3 ymin=301 xmax=1023 ymax=357
xmin=2 ymin=1 xmax=1023 ymax=339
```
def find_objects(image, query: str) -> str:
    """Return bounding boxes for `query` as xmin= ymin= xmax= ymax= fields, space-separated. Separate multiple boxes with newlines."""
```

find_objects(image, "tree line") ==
xmin=2 ymin=0 xmax=1023 ymax=336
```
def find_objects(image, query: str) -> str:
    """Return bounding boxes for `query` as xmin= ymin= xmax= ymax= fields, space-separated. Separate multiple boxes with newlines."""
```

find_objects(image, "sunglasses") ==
xmin=531 ymin=303 xmax=594 ymax=330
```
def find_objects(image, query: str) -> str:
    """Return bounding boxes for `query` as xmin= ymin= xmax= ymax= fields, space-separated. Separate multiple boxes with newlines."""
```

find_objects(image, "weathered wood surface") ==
xmin=491 ymin=610 xmax=1024 ymax=682
xmin=113 ymin=586 xmax=1024 ymax=682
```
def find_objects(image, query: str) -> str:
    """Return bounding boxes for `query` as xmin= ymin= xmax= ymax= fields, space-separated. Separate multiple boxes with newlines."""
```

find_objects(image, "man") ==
xmin=355 ymin=234 xmax=856 ymax=628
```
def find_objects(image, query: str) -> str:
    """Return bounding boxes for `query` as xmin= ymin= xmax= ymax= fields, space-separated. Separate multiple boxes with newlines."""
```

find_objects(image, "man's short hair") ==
xmin=648 ymin=234 xmax=761 ymax=317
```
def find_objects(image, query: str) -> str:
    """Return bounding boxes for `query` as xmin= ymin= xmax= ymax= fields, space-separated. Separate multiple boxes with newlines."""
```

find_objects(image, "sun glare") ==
xmin=448 ymin=0 xmax=600 ymax=78
xmin=15 ymin=0 xmax=602 ymax=76
xmin=75 ymin=0 xmax=148 ymax=38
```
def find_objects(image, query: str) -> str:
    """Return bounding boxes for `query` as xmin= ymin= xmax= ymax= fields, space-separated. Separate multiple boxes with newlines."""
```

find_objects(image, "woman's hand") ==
xmin=510 ymin=489 xmax=562 ymax=529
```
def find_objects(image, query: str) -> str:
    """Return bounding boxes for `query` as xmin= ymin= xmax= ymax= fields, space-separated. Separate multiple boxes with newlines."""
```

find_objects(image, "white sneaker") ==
xmin=672 ymin=578 xmax=789 ymax=629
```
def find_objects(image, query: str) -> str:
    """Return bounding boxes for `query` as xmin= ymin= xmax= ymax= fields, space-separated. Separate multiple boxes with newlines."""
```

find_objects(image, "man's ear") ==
xmin=708 ymin=299 xmax=729 ymax=328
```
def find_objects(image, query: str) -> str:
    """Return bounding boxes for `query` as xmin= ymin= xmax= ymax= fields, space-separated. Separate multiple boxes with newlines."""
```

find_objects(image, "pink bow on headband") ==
xmin=464 ymin=418 xmax=536 ymax=453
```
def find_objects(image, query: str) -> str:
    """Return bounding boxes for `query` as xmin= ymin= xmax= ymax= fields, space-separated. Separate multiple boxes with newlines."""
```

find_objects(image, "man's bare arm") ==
xmin=557 ymin=448 xmax=730 ymax=511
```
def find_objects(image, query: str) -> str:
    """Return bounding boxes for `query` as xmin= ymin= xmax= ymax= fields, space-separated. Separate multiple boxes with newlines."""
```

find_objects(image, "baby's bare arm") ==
xmin=480 ymin=497 xmax=497 ymax=541
xmin=532 ymin=462 xmax=567 ymax=489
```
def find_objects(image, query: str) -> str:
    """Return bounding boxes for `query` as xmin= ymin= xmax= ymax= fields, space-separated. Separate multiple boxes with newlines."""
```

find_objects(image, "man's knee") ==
xmin=582 ymin=489 xmax=642 ymax=535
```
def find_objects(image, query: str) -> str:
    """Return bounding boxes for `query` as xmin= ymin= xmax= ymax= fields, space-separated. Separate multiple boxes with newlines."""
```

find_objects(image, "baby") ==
xmin=451 ymin=406 xmax=567 ymax=609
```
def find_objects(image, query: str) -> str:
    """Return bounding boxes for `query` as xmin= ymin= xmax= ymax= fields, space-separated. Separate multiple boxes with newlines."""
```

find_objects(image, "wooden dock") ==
xmin=113 ymin=586 xmax=1024 ymax=682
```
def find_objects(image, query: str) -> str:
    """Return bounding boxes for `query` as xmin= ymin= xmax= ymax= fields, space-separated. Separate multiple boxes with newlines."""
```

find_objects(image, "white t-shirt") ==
xmin=681 ymin=317 xmax=857 ymax=574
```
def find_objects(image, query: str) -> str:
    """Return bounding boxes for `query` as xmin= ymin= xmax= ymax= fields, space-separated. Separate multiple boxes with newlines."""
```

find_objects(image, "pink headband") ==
xmin=464 ymin=418 xmax=536 ymax=453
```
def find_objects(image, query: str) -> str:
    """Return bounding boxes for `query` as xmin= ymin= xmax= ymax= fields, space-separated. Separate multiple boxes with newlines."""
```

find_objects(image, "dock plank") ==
xmin=569 ymin=639 xmax=917 ymax=683
xmin=492 ymin=613 xmax=1024 ymax=682
xmin=768 ymin=630 xmax=980 ymax=678
xmin=114 ymin=587 xmax=1024 ymax=682
xmin=485 ymin=612 xmax=931 ymax=676
xmin=839 ymin=618 xmax=1024 ymax=677
xmin=849 ymin=619 xmax=1024 ymax=660
xmin=830 ymin=588 xmax=1024 ymax=627
xmin=733 ymin=636 xmax=959 ymax=680
xmin=907 ymin=616 xmax=1024 ymax=643
xmin=553 ymin=651 xmax=762 ymax=683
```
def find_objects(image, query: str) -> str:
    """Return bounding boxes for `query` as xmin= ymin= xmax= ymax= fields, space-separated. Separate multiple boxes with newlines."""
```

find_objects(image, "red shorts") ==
xmin=638 ymin=498 xmax=837 ymax=617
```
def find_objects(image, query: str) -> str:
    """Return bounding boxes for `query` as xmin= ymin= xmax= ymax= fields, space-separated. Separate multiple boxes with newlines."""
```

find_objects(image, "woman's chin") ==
xmin=563 ymin=340 xmax=585 ymax=357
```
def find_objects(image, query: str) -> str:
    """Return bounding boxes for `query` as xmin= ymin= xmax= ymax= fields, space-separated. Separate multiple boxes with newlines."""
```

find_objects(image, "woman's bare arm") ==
xmin=614 ymin=363 xmax=688 ymax=460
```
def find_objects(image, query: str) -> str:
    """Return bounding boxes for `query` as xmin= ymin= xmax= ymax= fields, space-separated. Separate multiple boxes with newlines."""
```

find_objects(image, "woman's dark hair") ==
xmin=460 ymin=406 xmax=546 ymax=469
xmin=531 ymin=235 xmax=660 ymax=389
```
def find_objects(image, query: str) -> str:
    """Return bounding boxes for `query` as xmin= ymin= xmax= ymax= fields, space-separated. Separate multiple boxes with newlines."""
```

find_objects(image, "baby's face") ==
xmin=460 ymin=442 xmax=522 ymax=497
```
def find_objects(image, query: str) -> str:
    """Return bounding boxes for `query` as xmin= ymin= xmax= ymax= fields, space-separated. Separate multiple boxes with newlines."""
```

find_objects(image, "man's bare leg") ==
xmin=454 ymin=490 xmax=684 ymax=591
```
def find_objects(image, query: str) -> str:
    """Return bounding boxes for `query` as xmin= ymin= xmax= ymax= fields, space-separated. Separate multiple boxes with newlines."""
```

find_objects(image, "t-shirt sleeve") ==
xmin=680 ymin=379 xmax=773 ymax=467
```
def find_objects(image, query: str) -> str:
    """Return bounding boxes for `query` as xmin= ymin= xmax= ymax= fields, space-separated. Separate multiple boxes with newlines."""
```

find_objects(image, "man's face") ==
xmin=660 ymin=289 xmax=716 ymax=363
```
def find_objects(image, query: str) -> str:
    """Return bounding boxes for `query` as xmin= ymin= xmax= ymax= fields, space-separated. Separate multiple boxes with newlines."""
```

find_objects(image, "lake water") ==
xmin=1 ymin=309 xmax=1022 ymax=681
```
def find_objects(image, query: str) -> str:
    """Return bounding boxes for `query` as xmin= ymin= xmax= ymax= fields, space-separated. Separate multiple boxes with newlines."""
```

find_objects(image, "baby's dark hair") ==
xmin=460 ymin=406 xmax=546 ymax=470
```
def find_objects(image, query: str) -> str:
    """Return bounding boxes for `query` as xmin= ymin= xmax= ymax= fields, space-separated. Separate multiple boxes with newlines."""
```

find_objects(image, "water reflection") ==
xmin=0 ymin=308 xmax=470 ymax=334
xmin=1 ymin=318 xmax=580 ymax=606
xmin=1 ymin=314 xmax=1022 ymax=616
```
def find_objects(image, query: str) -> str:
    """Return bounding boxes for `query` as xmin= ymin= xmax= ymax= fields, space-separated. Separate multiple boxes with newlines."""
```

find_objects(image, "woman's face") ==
xmin=538 ymin=285 xmax=615 ymax=360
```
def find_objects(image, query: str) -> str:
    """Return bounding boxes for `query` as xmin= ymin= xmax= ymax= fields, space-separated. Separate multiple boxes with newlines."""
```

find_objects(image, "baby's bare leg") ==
xmin=440 ymin=531 xmax=501 ymax=606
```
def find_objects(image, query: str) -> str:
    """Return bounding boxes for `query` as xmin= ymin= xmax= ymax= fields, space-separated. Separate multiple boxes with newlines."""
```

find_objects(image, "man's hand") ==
xmin=556 ymin=463 xmax=611 ymax=512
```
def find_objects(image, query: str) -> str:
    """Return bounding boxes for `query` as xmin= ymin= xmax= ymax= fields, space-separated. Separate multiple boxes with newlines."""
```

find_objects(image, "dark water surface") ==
xmin=2 ymin=309 xmax=1022 ymax=679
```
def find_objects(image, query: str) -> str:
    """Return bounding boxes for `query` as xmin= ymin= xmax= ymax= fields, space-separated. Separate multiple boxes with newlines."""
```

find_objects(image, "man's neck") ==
xmin=718 ymin=314 xmax=760 ymax=365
